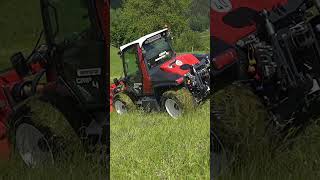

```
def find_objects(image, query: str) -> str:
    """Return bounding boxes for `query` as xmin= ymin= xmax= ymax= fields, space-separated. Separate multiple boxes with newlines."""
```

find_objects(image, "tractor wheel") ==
xmin=211 ymin=129 xmax=233 ymax=177
xmin=10 ymin=93 xmax=87 ymax=167
xmin=211 ymin=85 xmax=267 ymax=176
xmin=161 ymin=88 xmax=195 ymax=119
xmin=113 ymin=93 xmax=135 ymax=115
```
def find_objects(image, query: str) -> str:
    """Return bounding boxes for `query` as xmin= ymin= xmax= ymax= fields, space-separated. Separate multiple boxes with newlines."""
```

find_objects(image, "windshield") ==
xmin=142 ymin=35 xmax=174 ymax=69
xmin=47 ymin=0 xmax=91 ymax=44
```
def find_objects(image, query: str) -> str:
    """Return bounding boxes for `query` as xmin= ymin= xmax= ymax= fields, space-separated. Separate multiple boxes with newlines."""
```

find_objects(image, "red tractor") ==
xmin=0 ymin=0 xmax=109 ymax=166
xmin=110 ymin=29 xmax=210 ymax=119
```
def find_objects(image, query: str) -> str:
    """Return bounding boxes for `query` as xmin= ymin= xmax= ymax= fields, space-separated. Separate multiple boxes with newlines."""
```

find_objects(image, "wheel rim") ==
xmin=165 ymin=98 xmax=182 ymax=119
xmin=15 ymin=123 xmax=54 ymax=167
xmin=114 ymin=100 xmax=127 ymax=115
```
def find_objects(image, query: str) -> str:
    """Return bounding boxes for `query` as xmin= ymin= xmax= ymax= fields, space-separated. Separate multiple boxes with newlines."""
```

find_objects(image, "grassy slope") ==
xmin=110 ymin=47 xmax=210 ymax=179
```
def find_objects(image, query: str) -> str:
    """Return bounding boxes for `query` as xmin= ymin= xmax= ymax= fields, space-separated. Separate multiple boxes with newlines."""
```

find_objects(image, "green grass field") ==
xmin=110 ymin=46 xmax=123 ymax=80
xmin=110 ymin=46 xmax=210 ymax=179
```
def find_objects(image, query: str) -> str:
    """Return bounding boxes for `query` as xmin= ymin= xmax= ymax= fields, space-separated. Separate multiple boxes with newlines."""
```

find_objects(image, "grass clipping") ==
xmin=212 ymin=85 xmax=269 ymax=157
xmin=26 ymin=97 xmax=81 ymax=152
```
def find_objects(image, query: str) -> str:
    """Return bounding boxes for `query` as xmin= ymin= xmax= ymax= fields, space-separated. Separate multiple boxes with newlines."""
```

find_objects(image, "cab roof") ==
xmin=119 ymin=28 xmax=168 ymax=52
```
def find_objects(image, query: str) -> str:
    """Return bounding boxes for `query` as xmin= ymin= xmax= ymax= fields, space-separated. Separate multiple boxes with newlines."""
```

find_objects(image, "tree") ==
xmin=189 ymin=0 xmax=210 ymax=32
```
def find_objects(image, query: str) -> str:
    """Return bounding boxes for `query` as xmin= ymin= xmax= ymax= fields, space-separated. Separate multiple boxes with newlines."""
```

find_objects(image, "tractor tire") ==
xmin=161 ymin=88 xmax=195 ymax=119
xmin=211 ymin=85 xmax=268 ymax=176
xmin=9 ymin=93 xmax=89 ymax=167
xmin=113 ymin=93 xmax=135 ymax=115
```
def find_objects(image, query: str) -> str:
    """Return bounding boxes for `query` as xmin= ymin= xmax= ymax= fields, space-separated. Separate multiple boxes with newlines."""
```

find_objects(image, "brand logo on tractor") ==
xmin=211 ymin=0 xmax=232 ymax=13
xmin=176 ymin=60 xmax=183 ymax=66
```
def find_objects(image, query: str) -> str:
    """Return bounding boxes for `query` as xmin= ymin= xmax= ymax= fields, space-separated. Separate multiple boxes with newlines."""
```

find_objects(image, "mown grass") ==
xmin=110 ymin=44 xmax=210 ymax=179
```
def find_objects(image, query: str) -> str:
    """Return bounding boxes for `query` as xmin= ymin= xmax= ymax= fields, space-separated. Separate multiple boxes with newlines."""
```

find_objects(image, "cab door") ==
xmin=41 ymin=0 xmax=107 ymax=109
xmin=122 ymin=45 xmax=143 ymax=96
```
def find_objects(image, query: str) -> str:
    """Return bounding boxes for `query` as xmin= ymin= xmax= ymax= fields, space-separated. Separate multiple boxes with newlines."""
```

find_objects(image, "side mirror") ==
xmin=118 ymin=51 xmax=122 ymax=56
xmin=41 ymin=0 xmax=59 ymax=42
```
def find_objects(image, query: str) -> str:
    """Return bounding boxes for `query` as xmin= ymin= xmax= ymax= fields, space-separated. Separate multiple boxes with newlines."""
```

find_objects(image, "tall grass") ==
xmin=110 ymin=105 xmax=210 ymax=179
xmin=0 ymin=150 xmax=107 ymax=180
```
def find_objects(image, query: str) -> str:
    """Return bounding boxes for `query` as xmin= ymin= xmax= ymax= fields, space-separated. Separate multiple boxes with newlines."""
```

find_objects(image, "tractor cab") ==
xmin=118 ymin=29 xmax=173 ymax=97
xmin=40 ymin=0 xmax=107 ymax=111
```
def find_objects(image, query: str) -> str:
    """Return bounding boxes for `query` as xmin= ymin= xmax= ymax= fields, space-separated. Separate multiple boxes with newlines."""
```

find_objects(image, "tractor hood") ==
xmin=159 ymin=54 xmax=201 ymax=76
xmin=149 ymin=53 xmax=208 ymax=87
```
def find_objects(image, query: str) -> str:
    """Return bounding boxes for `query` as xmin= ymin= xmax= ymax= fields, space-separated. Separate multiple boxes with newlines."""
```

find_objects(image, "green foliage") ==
xmin=173 ymin=31 xmax=208 ymax=52
xmin=189 ymin=0 xmax=210 ymax=32
xmin=189 ymin=15 xmax=209 ymax=32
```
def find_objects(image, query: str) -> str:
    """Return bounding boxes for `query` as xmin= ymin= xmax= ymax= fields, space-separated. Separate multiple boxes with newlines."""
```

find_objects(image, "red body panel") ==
xmin=160 ymin=54 xmax=200 ymax=76
xmin=211 ymin=0 xmax=288 ymax=45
